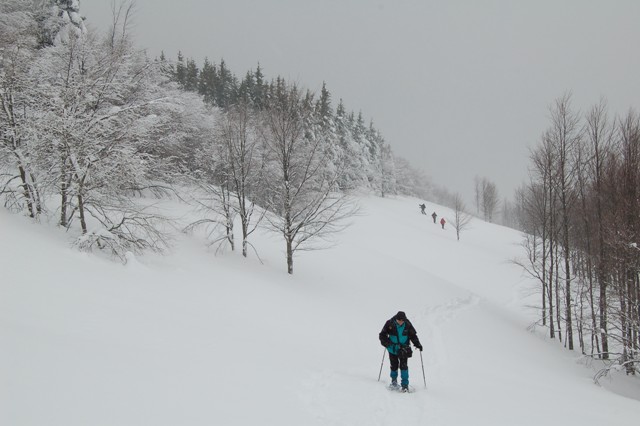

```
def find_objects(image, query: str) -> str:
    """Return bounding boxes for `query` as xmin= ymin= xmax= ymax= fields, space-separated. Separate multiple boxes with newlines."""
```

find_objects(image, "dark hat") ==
xmin=395 ymin=311 xmax=407 ymax=321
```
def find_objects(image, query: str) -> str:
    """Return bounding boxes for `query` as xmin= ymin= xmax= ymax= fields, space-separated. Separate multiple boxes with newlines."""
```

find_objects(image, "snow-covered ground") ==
xmin=2 ymin=195 xmax=639 ymax=425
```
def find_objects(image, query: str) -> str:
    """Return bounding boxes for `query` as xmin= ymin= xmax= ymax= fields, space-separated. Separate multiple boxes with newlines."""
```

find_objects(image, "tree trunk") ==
xmin=286 ymin=237 xmax=293 ymax=275
xmin=60 ymin=173 xmax=68 ymax=227
xmin=555 ymin=244 xmax=562 ymax=342
xmin=541 ymin=222 xmax=548 ymax=328
xmin=18 ymin=165 xmax=36 ymax=218
xmin=564 ymin=242 xmax=574 ymax=350
xmin=78 ymin=193 xmax=87 ymax=234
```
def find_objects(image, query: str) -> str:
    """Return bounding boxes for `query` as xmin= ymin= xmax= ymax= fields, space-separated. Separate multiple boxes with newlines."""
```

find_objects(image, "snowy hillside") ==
xmin=2 ymin=196 xmax=640 ymax=425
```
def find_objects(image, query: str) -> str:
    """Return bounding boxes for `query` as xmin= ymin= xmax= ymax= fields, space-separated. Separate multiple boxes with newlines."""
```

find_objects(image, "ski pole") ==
xmin=419 ymin=350 xmax=427 ymax=388
xmin=377 ymin=348 xmax=386 ymax=381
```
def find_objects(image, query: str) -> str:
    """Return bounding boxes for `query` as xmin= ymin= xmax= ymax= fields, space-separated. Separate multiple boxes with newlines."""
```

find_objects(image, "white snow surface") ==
xmin=2 ymin=195 xmax=639 ymax=425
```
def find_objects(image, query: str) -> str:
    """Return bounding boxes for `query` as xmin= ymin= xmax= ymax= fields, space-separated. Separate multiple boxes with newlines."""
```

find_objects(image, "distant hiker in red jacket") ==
xmin=440 ymin=217 xmax=446 ymax=229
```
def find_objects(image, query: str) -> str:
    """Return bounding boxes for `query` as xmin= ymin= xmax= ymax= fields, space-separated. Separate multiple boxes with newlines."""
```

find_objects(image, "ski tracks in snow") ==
xmin=418 ymin=294 xmax=480 ymax=384
xmin=300 ymin=368 xmax=437 ymax=426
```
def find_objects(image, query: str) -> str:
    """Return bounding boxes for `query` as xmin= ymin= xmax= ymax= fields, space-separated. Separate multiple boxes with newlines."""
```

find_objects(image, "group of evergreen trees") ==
xmin=167 ymin=51 xmax=430 ymax=197
xmin=517 ymin=95 xmax=640 ymax=377
xmin=172 ymin=54 xmax=265 ymax=110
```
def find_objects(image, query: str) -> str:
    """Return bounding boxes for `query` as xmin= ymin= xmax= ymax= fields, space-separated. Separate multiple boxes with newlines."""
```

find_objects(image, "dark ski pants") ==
xmin=389 ymin=353 xmax=409 ymax=386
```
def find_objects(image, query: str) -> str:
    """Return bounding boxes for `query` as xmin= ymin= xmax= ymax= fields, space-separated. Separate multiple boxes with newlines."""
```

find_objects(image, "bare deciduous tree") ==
xmin=584 ymin=98 xmax=613 ymax=358
xmin=516 ymin=95 xmax=640 ymax=368
xmin=548 ymin=93 xmax=581 ymax=351
xmin=452 ymin=193 xmax=472 ymax=241
xmin=474 ymin=175 xmax=481 ymax=215
xmin=218 ymin=102 xmax=265 ymax=257
xmin=481 ymin=179 xmax=499 ymax=222
xmin=261 ymin=80 xmax=358 ymax=274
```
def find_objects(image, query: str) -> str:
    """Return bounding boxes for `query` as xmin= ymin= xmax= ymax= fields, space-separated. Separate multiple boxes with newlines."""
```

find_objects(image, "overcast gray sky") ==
xmin=80 ymin=0 xmax=640 ymax=203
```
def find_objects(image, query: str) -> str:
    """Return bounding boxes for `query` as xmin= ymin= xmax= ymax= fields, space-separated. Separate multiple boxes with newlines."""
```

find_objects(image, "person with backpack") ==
xmin=431 ymin=211 xmax=437 ymax=223
xmin=440 ymin=217 xmax=446 ymax=229
xmin=379 ymin=311 xmax=423 ymax=391
xmin=419 ymin=203 xmax=426 ymax=215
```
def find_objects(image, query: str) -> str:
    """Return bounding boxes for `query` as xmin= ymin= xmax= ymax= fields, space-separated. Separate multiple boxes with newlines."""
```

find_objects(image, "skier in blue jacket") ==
xmin=379 ymin=311 xmax=423 ymax=391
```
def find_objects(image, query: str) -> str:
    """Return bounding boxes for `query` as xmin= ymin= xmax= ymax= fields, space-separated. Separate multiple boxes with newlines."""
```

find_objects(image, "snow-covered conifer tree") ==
xmin=34 ymin=0 xmax=86 ymax=47
xmin=334 ymin=100 xmax=364 ymax=191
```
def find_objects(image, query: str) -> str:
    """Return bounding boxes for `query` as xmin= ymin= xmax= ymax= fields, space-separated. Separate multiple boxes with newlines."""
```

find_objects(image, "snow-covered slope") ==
xmin=2 ymin=196 xmax=639 ymax=425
